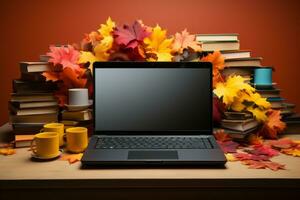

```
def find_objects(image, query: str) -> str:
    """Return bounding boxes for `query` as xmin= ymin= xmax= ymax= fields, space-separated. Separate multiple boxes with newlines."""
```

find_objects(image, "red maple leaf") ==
xmin=217 ymin=141 xmax=239 ymax=153
xmin=246 ymin=145 xmax=279 ymax=157
xmin=267 ymin=138 xmax=297 ymax=149
xmin=114 ymin=21 xmax=150 ymax=49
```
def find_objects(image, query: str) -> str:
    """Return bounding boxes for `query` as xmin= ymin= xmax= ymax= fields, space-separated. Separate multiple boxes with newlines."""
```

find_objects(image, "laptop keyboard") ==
xmin=95 ymin=136 xmax=215 ymax=149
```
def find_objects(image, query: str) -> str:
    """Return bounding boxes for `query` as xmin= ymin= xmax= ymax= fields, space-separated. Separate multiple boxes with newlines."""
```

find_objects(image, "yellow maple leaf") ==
xmin=78 ymin=51 xmax=100 ymax=73
xmin=213 ymin=75 xmax=254 ymax=105
xmin=225 ymin=153 xmax=237 ymax=161
xmin=60 ymin=153 xmax=83 ymax=164
xmin=247 ymin=106 xmax=268 ymax=122
xmin=247 ymin=92 xmax=271 ymax=109
xmin=98 ymin=17 xmax=116 ymax=37
xmin=144 ymin=25 xmax=173 ymax=61
xmin=281 ymin=148 xmax=300 ymax=157
xmin=231 ymin=92 xmax=252 ymax=111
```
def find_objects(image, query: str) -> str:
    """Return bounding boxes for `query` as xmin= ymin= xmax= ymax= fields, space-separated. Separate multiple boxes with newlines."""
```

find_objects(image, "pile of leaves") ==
xmin=214 ymin=130 xmax=300 ymax=171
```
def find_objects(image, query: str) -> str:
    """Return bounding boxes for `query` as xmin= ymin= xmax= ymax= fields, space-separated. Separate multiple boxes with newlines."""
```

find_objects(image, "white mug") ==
xmin=68 ymin=88 xmax=89 ymax=106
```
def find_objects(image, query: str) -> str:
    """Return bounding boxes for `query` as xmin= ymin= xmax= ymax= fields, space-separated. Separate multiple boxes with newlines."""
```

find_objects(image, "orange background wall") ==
xmin=0 ymin=0 xmax=300 ymax=125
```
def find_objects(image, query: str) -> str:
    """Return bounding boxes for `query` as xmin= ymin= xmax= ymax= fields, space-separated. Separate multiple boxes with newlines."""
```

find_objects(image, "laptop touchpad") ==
xmin=128 ymin=151 xmax=178 ymax=159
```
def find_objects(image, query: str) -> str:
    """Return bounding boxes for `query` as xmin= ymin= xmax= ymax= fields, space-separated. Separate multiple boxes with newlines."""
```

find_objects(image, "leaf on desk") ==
xmin=234 ymin=153 xmax=270 ymax=161
xmin=281 ymin=147 xmax=300 ymax=157
xmin=242 ymin=160 xmax=285 ymax=171
xmin=218 ymin=140 xmax=239 ymax=153
xmin=225 ymin=153 xmax=237 ymax=161
xmin=248 ymin=134 xmax=264 ymax=145
xmin=260 ymin=110 xmax=286 ymax=139
xmin=0 ymin=148 xmax=16 ymax=156
xmin=246 ymin=145 xmax=279 ymax=157
xmin=60 ymin=153 xmax=83 ymax=164
xmin=213 ymin=129 xmax=232 ymax=142
xmin=267 ymin=138 xmax=297 ymax=149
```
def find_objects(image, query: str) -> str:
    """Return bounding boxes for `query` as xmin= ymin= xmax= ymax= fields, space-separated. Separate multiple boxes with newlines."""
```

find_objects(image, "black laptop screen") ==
xmin=94 ymin=64 xmax=212 ymax=133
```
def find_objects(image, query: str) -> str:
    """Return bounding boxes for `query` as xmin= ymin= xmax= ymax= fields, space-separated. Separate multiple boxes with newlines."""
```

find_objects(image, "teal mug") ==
xmin=254 ymin=67 xmax=273 ymax=86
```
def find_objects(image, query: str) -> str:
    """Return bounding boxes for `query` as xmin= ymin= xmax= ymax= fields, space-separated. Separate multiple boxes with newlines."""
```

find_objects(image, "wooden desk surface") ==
xmin=1 ymin=123 xmax=300 ymax=199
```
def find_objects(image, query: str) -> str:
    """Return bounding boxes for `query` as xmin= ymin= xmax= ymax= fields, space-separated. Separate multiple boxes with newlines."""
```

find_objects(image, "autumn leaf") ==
xmin=248 ymin=134 xmax=264 ymax=145
xmin=0 ymin=148 xmax=16 ymax=156
xmin=231 ymin=92 xmax=251 ymax=111
xmin=247 ymin=106 xmax=268 ymax=122
xmin=246 ymin=145 xmax=279 ymax=157
xmin=247 ymin=92 xmax=271 ymax=109
xmin=234 ymin=153 xmax=270 ymax=161
xmin=98 ymin=17 xmax=116 ymax=37
xmin=144 ymin=25 xmax=174 ymax=61
xmin=114 ymin=20 xmax=150 ymax=49
xmin=260 ymin=110 xmax=286 ymax=139
xmin=217 ymin=140 xmax=239 ymax=153
xmin=225 ymin=153 xmax=237 ymax=161
xmin=213 ymin=75 xmax=255 ymax=105
xmin=47 ymin=45 xmax=81 ymax=73
xmin=281 ymin=147 xmax=300 ymax=157
xmin=213 ymin=96 xmax=224 ymax=123
xmin=267 ymin=138 xmax=297 ymax=149
xmin=171 ymin=29 xmax=201 ymax=53
xmin=201 ymin=51 xmax=225 ymax=87
xmin=242 ymin=160 xmax=285 ymax=171
xmin=213 ymin=129 xmax=232 ymax=142
xmin=42 ymin=71 xmax=60 ymax=82
xmin=60 ymin=153 xmax=83 ymax=164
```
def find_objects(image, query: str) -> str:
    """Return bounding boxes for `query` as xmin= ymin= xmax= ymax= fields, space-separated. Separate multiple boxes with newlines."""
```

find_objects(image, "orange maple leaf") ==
xmin=201 ymin=51 xmax=225 ymax=87
xmin=60 ymin=153 xmax=83 ymax=164
xmin=171 ymin=29 xmax=201 ymax=53
xmin=248 ymin=134 xmax=264 ymax=145
xmin=213 ymin=129 xmax=232 ymax=142
xmin=260 ymin=110 xmax=286 ymax=139
xmin=0 ymin=148 xmax=16 ymax=156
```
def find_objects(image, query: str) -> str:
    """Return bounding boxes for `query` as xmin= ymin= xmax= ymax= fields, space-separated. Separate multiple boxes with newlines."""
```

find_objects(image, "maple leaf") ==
xmin=213 ymin=75 xmax=255 ymax=105
xmin=247 ymin=106 xmax=268 ymax=122
xmin=234 ymin=153 xmax=270 ymax=161
xmin=213 ymin=129 xmax=232 ymax=142
xmin=144 ymin=25 xmax=174 ymax=61
xmin=281 ymin=147 xmax=300 ymax=157
xmin=267 ymin=138 xmax=297 ymax=149
xmin=260 ymin=110 xmax=286 ymax=139
xmin=81 ymin=31 xmax=102 ymax=50
xmin=225 ymin=153 xmax=237 ymax=161
xmin=47 ymin=45 xmax=81 ymax=73
xmin=201 ymin=51 xmax=225 ymax=87
xmin=42 ymin=71 xmax=60 ymax=82
xmin=114 ymin=20 xmax=150 ymax=49
xmin=98 ymin=17 xmax=116 ymax=37
xmin=60 ymin=153 xmax=83 ymax=164
xmin=242 ymin=160 xmax=285 ymax=171
xmin=248 ymin=134 xmax=264 ymax=145
xmin=0 ymin=148 xmax=16 ymax=156
xmin=246 ymin=145 xmax=279 ymax=157
xmin=247 ymin=92 xmax=271 ymax=109
xmin=59 ymin=67 xmax=87 ymax=88
xmin=231 ymin=92 xmax=251 ymax=111
xmin=171 ymin=29 xmax=201 ymax=53
xmin=217 ymin=141 xmax=239 ymax=153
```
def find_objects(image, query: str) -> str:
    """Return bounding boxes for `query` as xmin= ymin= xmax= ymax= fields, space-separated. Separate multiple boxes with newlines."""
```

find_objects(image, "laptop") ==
xmin=81 ymin=61 xmax=226 ymax=166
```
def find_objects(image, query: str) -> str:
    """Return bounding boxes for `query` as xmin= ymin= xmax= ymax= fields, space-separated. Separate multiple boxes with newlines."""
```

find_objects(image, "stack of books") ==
xmin=218 ymin=112 xmax=261 ymax=140
xmin=198 ymin=33 xmax=299 ymax=138
xmin=196 ymin=33 xmax=261 ymax=82
xmin=9 ymin=61 xmax=59 ymax=137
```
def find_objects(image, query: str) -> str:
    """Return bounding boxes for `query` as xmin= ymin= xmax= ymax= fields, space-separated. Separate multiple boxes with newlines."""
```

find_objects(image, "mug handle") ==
xmin=30 ymin=138 xmax=37 ymax=154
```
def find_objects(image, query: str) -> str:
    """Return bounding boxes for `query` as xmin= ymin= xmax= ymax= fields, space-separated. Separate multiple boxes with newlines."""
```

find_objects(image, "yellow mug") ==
xmin=31 ymin=132 xmax=59 ymax=158
xmin=42 ymin=123 xmax=64 ymax=146
xmin=66 ymin=127 xmax=88 ymax=153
